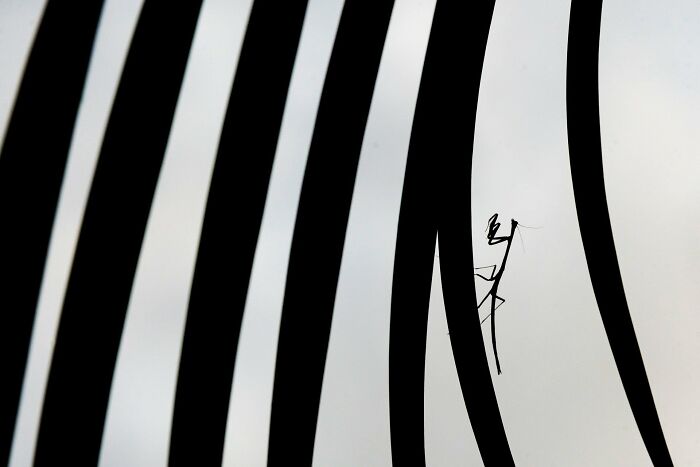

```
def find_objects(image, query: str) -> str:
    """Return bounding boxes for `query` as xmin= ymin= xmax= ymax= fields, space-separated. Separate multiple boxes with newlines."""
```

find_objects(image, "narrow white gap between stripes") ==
xmin=424 ymin=244 xmax=485 ymax=467
xmin=0 ymin=0 xmax=47 ymax=149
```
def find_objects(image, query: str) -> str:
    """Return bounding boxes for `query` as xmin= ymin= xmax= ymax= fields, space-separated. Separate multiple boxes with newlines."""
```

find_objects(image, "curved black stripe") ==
xmin=168 ymin=1 xmax=310 ymax=465
xmin=388 ymin=133 xmax=437 ymax=466
xmin=267 ymin=0 xmax=395 ymax=464
xmin=389 ymin=0 xmax=513 ymax=465
xmin=0 ymin=2 xmax=105 ymax=463
xmin=566 ymin=1 xmax=674 ymax=465
xmin=433 ymin=0 xmax=515 ymax=461
xmin=34 ymin=2 xmax=204 ymax=465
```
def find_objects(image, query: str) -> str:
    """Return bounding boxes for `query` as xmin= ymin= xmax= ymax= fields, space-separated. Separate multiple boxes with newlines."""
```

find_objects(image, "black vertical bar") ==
xmin=0 ymin=2 xmax=105 ymax=463
xmin=267 ymin=0 xmax=396 ymax=464
xmin=388 ymin=140 xmax=437 ymax=466
xmin=566 ymin=1 xmax=674 ymax=465
xmin=168 ymin=1 xmax=310 ymax=465
xmin=33 ymin=1 xmax=204 ymax=465
xmin=389 ymin=0 xmax=514 ymax=465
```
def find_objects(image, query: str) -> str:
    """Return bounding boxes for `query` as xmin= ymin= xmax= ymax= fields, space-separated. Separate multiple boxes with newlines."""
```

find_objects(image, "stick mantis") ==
xmin=474 ymin=213 xmax=518 ymax=375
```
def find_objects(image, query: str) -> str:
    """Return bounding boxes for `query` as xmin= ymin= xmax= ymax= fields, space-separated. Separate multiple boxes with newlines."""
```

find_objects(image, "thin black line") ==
xmin=389 ymin=0 xmax=515 ymax=465
xmin=33 ymin=1 xmax=204 ymax=465
xmin=566 ymin=1 xmax=674 ymax=465
xmin=168 ymin=1 xmax=310 ymax=465
xmin=0 ymin=2 xmax=105 ymax=464
xmin=267 ymin=0 xmax=396 ymax=464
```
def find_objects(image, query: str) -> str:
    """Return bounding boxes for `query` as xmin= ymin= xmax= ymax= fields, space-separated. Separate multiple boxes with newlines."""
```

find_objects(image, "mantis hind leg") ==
xmin=474 ymin=264 xmax=497 ymax=281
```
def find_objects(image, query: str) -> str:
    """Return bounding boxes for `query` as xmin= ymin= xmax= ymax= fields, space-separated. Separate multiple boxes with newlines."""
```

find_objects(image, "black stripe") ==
xmin=33 ymin=1 xmax=204 ymax=465
xmin=267 ymin=0 xmax=396 ymax=464
xmin=566 ymin=1 xmax=674 ymax=465
xmin=390 ymin=0 xmax=515 ymax=465
xmin=168 ymin=1 xmax=310 ymax=465
xmin=0 ymin=2 xmax=105 ymax=463
xmin=388 ymin=140 xmax=437 ymax=466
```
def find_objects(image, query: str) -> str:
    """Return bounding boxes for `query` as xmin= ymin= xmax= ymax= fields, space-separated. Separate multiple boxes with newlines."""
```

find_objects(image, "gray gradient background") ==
xmin=1 ymin=0 xmax=698 ymax=465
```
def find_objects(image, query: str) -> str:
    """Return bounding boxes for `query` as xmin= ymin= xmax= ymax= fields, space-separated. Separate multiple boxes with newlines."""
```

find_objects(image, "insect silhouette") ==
xmin=474 ymin=213 xmax=518 ymax=375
